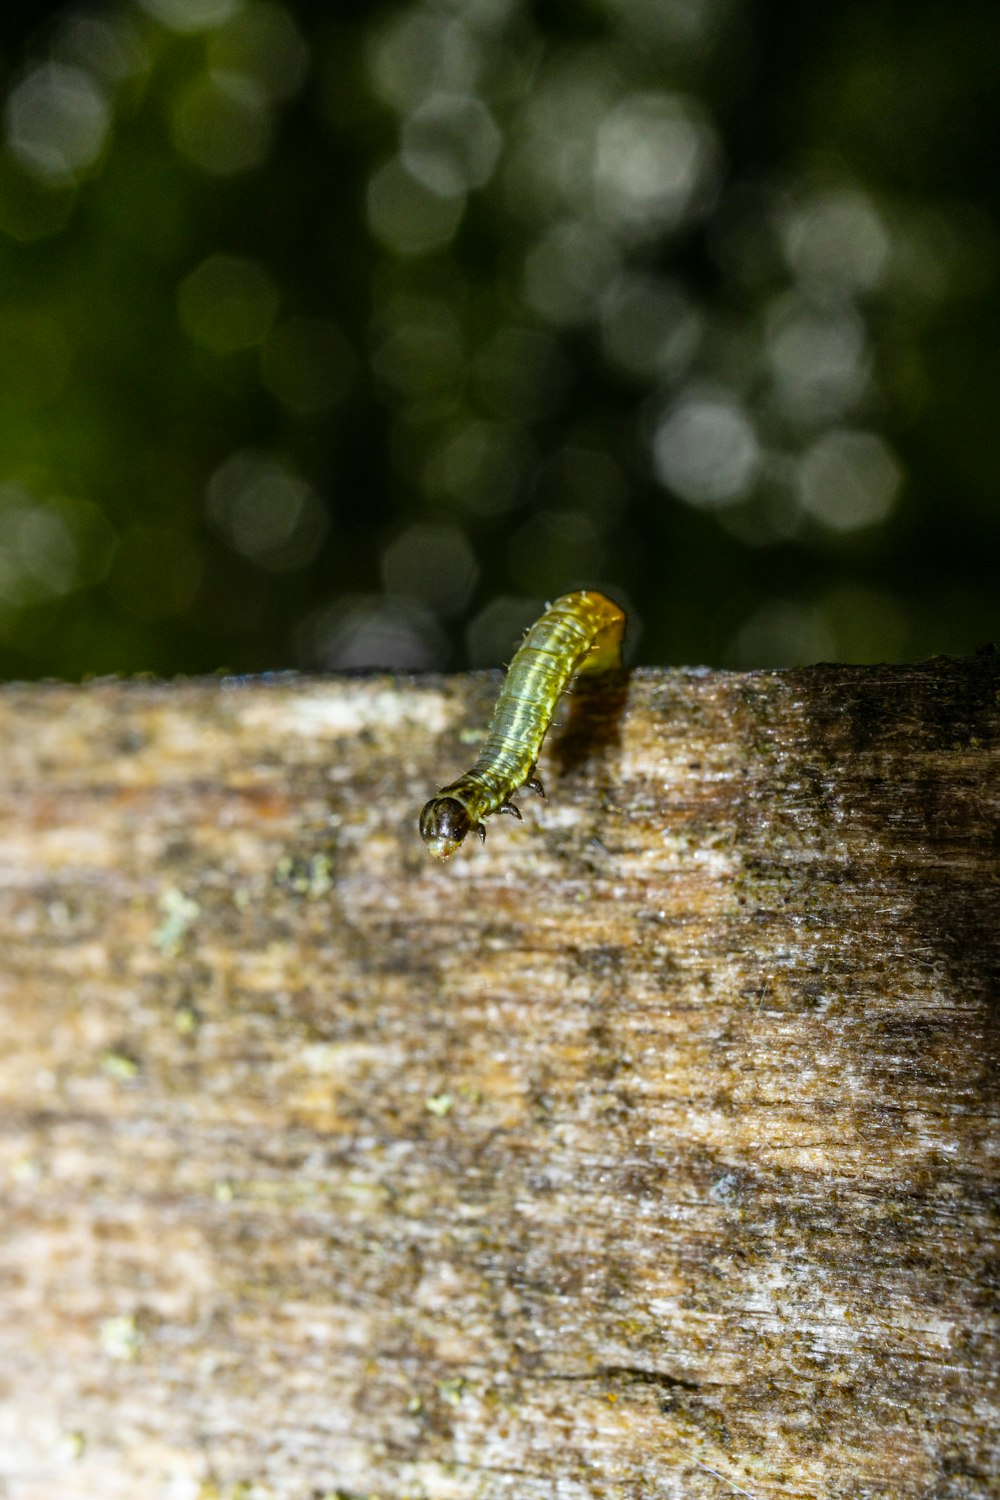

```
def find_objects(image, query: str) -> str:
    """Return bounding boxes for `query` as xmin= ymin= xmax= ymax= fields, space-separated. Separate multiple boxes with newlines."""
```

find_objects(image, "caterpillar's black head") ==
xmin=419 ymin=796 xmax=473 ymax=860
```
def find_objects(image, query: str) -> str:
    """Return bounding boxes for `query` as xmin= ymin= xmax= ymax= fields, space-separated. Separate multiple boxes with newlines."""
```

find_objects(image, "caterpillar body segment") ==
xmin=419 ymin=590 xmax=625 ymax=859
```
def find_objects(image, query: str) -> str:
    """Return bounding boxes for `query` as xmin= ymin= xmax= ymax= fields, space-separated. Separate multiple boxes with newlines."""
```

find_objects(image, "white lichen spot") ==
xmin=101 ymin=1049 xmax=140 ymax=1082
xmin=99 ymin=1314 xmax=140 ymax=1361
xmin=174 ymin=1003 xmax=199 ymax=1035
xmin=56 ymin=1429 xmax=86 ymax=1462
xmin=708 ymin=1170 xmax=741 ymax=1203
xmin=153 ymin=887 xmax=200 ymax=955
xmin=425 ymin=1092 xmax=453 ymax=1117
xmin=274 ymin=852 xmax=333 ymax=898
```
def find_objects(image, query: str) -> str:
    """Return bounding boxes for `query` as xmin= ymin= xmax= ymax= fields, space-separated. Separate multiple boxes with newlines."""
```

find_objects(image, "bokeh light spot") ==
xmin=782 ymin=188 xmax=891 ymax=293
xmin=402 ymin=93 xmax=502 ymax=198
xmin=600 ymin=0 xmax=720 ymax=50
xmin=207 ymin=2 xmax=309 ymax=103
xmin=171 ymin=71 xmax=272 ymax=176
xmin=178 ymin=253 xmax=279 ymax=354
xmin=370 ymin=298 xmax=463 ymax=398
xmin=653 ymin=391 xmax=759 ymax=506
xmin=766 ymin=294 xmax=869 ymax=423
xmin=798 ymin=430 xmax=902 ymax=532
xmin=367 ymin=156 xmax=465 ymax=256
xmin=423 ymin=419 xmax=524 ymax=514
xmin=0 ymin=486 xmax=79 ymax=603
xmin=465 ymin=593 xmax=539 ymax=669
xmin=138 ymin=0 xmax=241 ymax=35
xmin=52 ymin=13 xmax=149 ymax=87
xmin=381 ymin=523 xmax=478 ymax=615
xmin=206 ymin=449 xmax=327 ymax=570
xmin=301 ymin=595 xmax=446 ymax=670
xmin=595 ymin=92 xmax=720 ymax=240
xmin=523 ymin=220 xmax=618 ymax=325
xmin=731 ymin=599 xmax=837 ymax=668
xmin=368 ymin=12 xmax=480 ymax=113
xmin=506 ymin=51 xmax=618 ymax=221
xmin=5 ymin=63 xmax=111 ymax=183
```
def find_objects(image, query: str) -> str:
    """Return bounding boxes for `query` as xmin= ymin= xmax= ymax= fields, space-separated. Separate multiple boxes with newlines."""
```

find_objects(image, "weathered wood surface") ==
xmin=0 ymin=658 xmax=997 ymax=1500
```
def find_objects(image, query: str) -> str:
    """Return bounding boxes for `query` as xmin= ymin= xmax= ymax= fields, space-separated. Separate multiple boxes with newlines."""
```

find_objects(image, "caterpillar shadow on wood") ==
xmin=549 ymin=656 xmax=629 ymax=784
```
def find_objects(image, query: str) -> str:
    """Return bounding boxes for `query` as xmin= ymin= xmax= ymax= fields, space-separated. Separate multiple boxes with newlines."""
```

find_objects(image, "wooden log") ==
xmin=0 ymin=656 xmax=996 ymax=1499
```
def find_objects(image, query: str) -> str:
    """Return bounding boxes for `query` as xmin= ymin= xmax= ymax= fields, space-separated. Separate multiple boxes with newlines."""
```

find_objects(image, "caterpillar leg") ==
xmin=498 ymin=802 xmax=523 ymax=820
xmin=523 ymin=763 xmax=545 ymax=798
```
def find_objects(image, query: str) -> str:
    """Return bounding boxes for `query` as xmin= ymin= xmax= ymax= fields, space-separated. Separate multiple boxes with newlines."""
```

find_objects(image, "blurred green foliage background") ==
xmin=0 ymin=0 xmax=997 ymax=678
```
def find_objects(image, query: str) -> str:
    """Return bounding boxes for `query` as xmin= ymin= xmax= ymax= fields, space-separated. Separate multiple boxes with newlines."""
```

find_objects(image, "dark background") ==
xmin=0 ymin=0 xmax=997 ymax=678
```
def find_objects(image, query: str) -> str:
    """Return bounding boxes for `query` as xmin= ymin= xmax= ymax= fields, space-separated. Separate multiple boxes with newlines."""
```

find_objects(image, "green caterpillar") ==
xmin=419 ymin=590 xmax=626 ymax=859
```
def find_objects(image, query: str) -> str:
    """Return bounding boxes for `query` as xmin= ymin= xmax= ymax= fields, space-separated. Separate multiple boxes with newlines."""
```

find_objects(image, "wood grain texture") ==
xmin=0 ymin=658 xmax=997 ymax=1500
